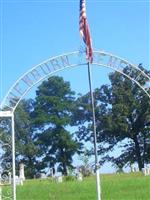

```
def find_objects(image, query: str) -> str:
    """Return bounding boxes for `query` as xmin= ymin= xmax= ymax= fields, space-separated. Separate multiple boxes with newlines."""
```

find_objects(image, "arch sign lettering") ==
xmin=0 ymin=50 xmax=150 ymax=112
xmin=0 ymin=50 xmax=150 ymax=200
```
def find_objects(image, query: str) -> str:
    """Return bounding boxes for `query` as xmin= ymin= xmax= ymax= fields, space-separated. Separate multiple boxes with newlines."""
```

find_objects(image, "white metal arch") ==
xmin=0 ymin=50 xmax=150 ymax=200
xmin=0 ymin=50 xmax=150 ymax=113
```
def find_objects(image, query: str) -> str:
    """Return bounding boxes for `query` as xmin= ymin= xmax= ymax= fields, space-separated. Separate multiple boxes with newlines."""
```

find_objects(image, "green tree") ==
xmin=0 ymin=100 xmax=39 ymax=178
xmin=33 ymin=76 xmax=80 ymax=175
xmin=15 ymin=99 xmax=40 ymax=178
xmin=73 ymin=65 xmax=150 ymax=171
xmin=103 ymin=65 xmax=150 ymax=170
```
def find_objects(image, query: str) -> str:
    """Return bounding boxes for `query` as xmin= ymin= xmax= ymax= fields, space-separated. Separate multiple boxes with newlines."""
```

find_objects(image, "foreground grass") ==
xmin=5 ymin=172 xmax=150 ymax=200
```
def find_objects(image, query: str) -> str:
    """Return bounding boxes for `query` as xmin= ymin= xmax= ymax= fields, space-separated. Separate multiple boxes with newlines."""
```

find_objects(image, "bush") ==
xmin=79 ymin=165 xmax=93 ymax=177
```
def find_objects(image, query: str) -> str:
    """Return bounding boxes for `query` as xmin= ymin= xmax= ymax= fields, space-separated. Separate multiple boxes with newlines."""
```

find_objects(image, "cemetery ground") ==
xmin=3 ymin=172 xmax=150 ymax=200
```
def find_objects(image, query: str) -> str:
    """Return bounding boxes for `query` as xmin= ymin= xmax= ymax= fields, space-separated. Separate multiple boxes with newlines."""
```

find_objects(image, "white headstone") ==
xmin=8 ymin=172 xmax=11 ymax=184
xmin=55 ymin=176 xmax=63 ymax=183
xmin=40 ymin=173 xmax=47 ymax=179
xmin=142 ymin=168 xmax=150 ymax=176
xmin=19 ymin=163 xmax=25 ymax=181
xmin=77 ymin=172 xmax=83 ymax=182
xmin=15 ymin=176 xmax=21 ymax=185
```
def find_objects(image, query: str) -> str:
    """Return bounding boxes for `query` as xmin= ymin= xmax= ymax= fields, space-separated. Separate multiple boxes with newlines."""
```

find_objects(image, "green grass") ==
xmin=2 ymin=172 xmax=150 ymax=200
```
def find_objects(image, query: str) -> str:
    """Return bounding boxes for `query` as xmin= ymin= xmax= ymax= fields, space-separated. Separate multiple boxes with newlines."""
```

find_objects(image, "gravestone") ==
xmin=40 ymin=173 xmax=47 ymax=179
xmin=19 ymin=163 xmax=25 ymax=181
xmin=15 ymin=175 xmax=22 ymax=185
xmin=19 ymin=163 xmax=25 ymax=185
xmin=8 ymin=172 xmax=11 ymax=184
xmin=76 ymin=172 xmax=83 ymax=182
xmin=131 ymin=166 xmax=137 ymax=173
xmin=55 ymin=176 xmax=63 ymax=183
xmin=142 ymin=168 xmax=150 ymax=176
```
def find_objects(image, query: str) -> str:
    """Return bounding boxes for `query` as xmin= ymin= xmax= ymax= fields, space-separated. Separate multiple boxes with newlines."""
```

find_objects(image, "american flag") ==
xmin=79 ymin=0 xmax=93 ymax=63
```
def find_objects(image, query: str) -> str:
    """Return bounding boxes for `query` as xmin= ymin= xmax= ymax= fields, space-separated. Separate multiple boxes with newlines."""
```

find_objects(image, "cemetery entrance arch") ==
xmin=0 ymin=50 xmax=150 ymax=200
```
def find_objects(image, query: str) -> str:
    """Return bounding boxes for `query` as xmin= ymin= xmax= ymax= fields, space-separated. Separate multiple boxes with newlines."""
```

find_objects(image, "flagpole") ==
xmin=87 ymin=61 xmax=101 ymax=200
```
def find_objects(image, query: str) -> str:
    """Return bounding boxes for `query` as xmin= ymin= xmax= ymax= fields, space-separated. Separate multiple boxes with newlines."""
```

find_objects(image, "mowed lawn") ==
xmin=12 ymin=173 xmax=150 ymax=200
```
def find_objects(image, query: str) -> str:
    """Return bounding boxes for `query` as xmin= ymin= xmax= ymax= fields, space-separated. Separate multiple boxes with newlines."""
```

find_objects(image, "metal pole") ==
xmin=87 ymin=62 xmax=101 ymax=200
xmin=11 ymin=114 xmax=16 ymax=200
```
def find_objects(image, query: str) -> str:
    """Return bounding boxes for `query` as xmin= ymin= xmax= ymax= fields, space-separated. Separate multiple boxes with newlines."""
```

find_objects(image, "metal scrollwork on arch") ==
xmin=0 ymin=121 xmax=12 ymax=200
xmin=0 ymin=50 xmax=150 ymax=112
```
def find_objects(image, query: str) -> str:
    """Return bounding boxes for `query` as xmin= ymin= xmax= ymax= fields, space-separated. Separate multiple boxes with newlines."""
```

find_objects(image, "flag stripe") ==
xmin=79 ymin=0 xmax=93 ymax=63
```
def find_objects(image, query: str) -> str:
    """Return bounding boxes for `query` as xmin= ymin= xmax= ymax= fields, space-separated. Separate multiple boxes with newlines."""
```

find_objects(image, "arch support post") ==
xmin=0 ymin=111 xmax=16 ymax=200
xmin=11 ymin=113 xmax=16 ymax=200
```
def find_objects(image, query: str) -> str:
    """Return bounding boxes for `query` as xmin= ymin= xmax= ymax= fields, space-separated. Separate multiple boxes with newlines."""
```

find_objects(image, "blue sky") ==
xmin=0 ymin=0 xmax=149 ymax=101
xmin=0 ymin=0 xmax=149 ymax=172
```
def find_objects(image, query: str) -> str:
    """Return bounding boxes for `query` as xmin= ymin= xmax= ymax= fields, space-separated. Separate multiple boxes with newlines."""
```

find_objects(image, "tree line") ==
xmin=0 ymin=65 xmax=150 ymax=178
